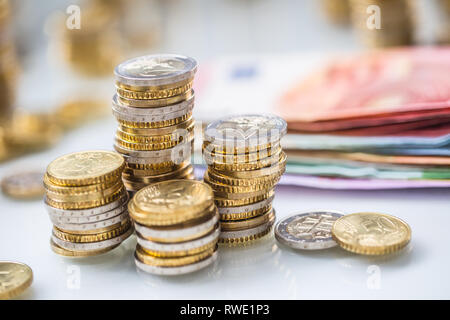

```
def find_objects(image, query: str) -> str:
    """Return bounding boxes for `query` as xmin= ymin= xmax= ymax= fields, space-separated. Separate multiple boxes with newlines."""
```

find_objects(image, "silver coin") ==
xmin=204 ymin=114 xmax=287 ymax=147
xmin=48 ymin=202 xmax=128 ymax=224
xmin=274 ymin=210 xmax=344 ymax=250
xmin=112 ymin=105 xmax=193 ymax=123
xmin=219 ymin=212 xmax=276 ymax=241
xmin=44 ymin=192 xmax=129 ymax=218
xmin=51 ymin=210 xmax=129 ymax=232
xmin=217 ymin=195 xmax=274 ymax=215
xmin=114 ymin=54 xmax=197 ymax=87
xmin=112 ymin=93 xmax=194 ymax=116
xmin=114 ymin=139 xmax=193 ymax=158
xmin=137 ymin=224 xmax=220 ymax=253
xmin=51 ymin=227 xmax=133 ymax=252
xmin=134 ymin=250 xmax=218 ymax=276
xmin=135 ymin=212 xmax=219 ymax=241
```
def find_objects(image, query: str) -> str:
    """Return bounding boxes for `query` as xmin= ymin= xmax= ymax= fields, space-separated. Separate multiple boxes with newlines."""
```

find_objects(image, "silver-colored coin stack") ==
xmin=112 ymin=54 xmax=198 ymax=195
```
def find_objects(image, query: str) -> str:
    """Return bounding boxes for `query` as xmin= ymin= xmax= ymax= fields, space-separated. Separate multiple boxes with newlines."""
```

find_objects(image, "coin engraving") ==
xmin=0 ymin=262 xmax=33 ymax=299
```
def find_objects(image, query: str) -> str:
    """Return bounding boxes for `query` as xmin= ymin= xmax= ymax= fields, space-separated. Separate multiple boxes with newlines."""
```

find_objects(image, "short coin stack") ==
xmin=112 ymin=54 xmax=197 ymax=195
xmin=202 ymin=114 xmax=287 ymax=245
xmin=129 ymin=180 xmax=219 ymax=275
xmin=349 ymin=0 xmax=415 ymax=48
xmin=44 ymin=150 xmax=133 ymax=257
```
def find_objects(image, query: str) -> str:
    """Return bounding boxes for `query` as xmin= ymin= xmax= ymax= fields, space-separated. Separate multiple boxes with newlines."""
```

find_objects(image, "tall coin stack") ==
xmin=129 ymin=180 xmax=219 ymax=275
xmin=0 ymin=0 xmax=19 ymax=122
xmin=349 ymin=0 xmax=415 ymax=48
xmin=112 ymin=54 xmax=197 ymax=195
xmin=202 ymin=114 xmax=287 ymax=245
xmin=44 ymin=151 xmax=133 ymax=257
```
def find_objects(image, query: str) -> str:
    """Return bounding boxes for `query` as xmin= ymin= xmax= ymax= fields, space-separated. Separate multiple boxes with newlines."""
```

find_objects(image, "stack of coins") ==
xmin=0 ymin=0 xmax=19 ymax=122
xmin=349 ymin=0 xmax=415 ymax=48
xmin=202 ymin=114 xmax=287 ymax=245
xmin=112 ymin=54 xmax=197 ymax=195
xmin=44 ymin=150 xmax=133 ymax=257
xmin=129 ymin=180 xmax=219 ymax=275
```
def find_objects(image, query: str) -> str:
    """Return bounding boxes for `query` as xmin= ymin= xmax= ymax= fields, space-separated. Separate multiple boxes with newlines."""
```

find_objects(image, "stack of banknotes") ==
xmin=194 ymin=47 xmax=450 ymax=190
xmin=277 ymin=47 xmax=450 ymax=189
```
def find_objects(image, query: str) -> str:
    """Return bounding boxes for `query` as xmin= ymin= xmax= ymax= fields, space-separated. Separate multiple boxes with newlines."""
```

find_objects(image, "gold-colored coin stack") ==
xmin=112 ymin=54 xmax=198 ymax=195
xmin=349 ymin=0 xmax=415 ymax=48
xmin=44 ymin=150 xmax=133 ymax=257
xmin=202 ymin=114 xmax=287 ymax=246
xmin=0 ymin=0 xmax=19 ymax=122
xmin=129 ymin=180 xmax=219 ymax=276
xmin=437 ymin=0 xmax=450 ymax=44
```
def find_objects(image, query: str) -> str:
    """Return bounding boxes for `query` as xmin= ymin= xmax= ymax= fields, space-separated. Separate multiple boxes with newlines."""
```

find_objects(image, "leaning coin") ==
xmin=332 ymin=212 xmax=412 ymax=255
xmin=274 ymin=210 xmax=344 ymax=250
xmin=0 ymin=261 xmax=33 ymax=299
xmin=1 ymin=171 xmax=44 ymax=200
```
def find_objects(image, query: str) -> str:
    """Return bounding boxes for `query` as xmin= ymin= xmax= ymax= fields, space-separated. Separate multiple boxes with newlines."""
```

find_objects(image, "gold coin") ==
xmin=140 ymin=236 xmax=218 ymax=258
xmin=46 ymin=150 xmax=125 ymax=187
xmin=1 ymin=171 xmax=44 ymax=200
xmin=43 ymin=173 xmax=120 ymax=195
xmin=0 ymin=261 xmax=33 ymax=299
xmin=53 ymin=220 xmax=131 ymax=243
xmin=116 ymin=122 xmax=194 ymax=144
xmin=117 ymin=89 xmax=193 ymax=108
xmin=135 ymin=244 xmax=215 ymax=267
xmin=208 ymin=151 xmax=284 ymax=172
xmin=123 ymin=163 xmax=193 ymax=182
xmin=116 ymin=80 xmax=193 ymax=100
xmin=218 ymin=214 xmax=275 ymax=246
xmin=119 ymin=118 xmax=194 ymax=136
xmin=203 ymin=140 xmax=280 ymax=155
xmin=117 ymin=111 xmax=192 ymax=129
xmin=214 ymin=190 xmax=274 ymax=206
xmin=45 ymin=186 xmax=125 ymax=210
xmin=50 ymin=239 xmax=119 ymax=257
xmin=220 ymin=204 xmax=272 ymax=222
xmin=129 ymin=180 xmax=213 ymax=226
xmin=204 ymin=173 xmax=277 ymax=193
xmin=220 ymin=208 xmax=275 ymax=231
xmin=331 ymin=212 xmax=412 ymax=255
xmin=45 ymin=179 xmax=123 ymax=202
xmin=114 ymin=131 xmax=193 ymax=151
xmin=124 ymin=160 xmax=190 ymax=177
xmin=116 ymin=77 xmax=193 ymax=92
xmin=203 ymin=145 xmax=281 ymax=164
xmin=207 ymin=168 xmax=284 ymax=187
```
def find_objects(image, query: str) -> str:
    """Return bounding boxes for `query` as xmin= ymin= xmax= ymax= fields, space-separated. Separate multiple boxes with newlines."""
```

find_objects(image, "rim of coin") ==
xmin=0 ymin=261 xmax=33 ymax=299
xmin=135 ymin=211 xmax=219 ymax=243
xmin=112 ymin=104 xmax=193 ymax=123
xmin=217 ymin=194 xmax=274 ymax=214
xmin=48 ymin=202 xmax=128 ymax=224
xmin=219 ymin=213 xmax=276 ymax=245
xmin=115 ymin=79 xmax=193 ymax=100
xmin=53 ymin=220 xmax=131 ymax=243
xmin=117 ymin=89 xmax=194 ymax=108
xmin=203 ymin=144 xmax=281 ymax=163
xmin=117 ymin=125 xmax=194 ymax=145
xmin=274 ymin=210 xmax=344 ymax=250
xmin=50 ymin=239 xmax=120 ymax=257
xmin=213 ymin=188 xmax=274 ymax=202
xmin=221 ymin=208 xmax=275 ymax=232
xmin=123 ymin=170 xmax=196 ymax=193
xmin=207 ymin=168 xmax=284 ymax=187
xmin=137 ymin=224 xmax=220 ymax=254
xmin=114 ymin=133 xmax=193 ymax=152
xmin=114 ymin=54 xmax=198 ymax=87
xmin=113 ymin=94 xmax=194 ymax=116
xmin=135 ymin=244 xmax=216 ymax=268
xmin=204 ymin=173 xmax=278 ymax=193
xmin=116 ymin=111 xmax=193 ymax=129
xmin=44 ymin=191 xmax=128 ymax=218
xmin=122 ymin=164 xmax=193 ymax=183
xmin=1 ymin=170 xmax=44 ymax=200
xmin=116 ymin=76 xmax=192 ymax=91
xmin=43 ymin=173 xmax=120 ymax=195
xmin=46 ymin=150 xmax=125 ymax=187
xmin=130 ymin=179 xmax=213 ymax=219
xmin=203 ymin=114 xmax=287 ymax=147
xmin=118 ymin=118 xmax=194 ymax=136
xmin=121 ymin=151 xmax=191 ymax=165
xmin=203 ymin=140 xmax=281 ymax=156
xmin=208 ymin=152 xmax=284 ymax=172
xmin=135 ymin=249 xmax=217 ymax=276
xmin=44 ymin=179 xmax=124 ymax=202
xmin=50 ymin=210 xmax=129 ymax=233
xmin=51 ymin=226 xmax=133 ymax=252
xmin=331 ymin=212 xmax=412 ymax=255
xmin=114 ymin=139 xmax=192 ymax=158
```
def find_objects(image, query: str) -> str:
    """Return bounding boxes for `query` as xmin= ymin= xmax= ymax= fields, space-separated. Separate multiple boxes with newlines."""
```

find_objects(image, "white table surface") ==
xmin=1 ymin=117 xmax=450 ymax=300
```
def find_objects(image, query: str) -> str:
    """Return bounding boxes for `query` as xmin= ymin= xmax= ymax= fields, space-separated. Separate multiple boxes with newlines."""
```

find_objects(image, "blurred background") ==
xmin=1 ymin=0 xmax=449 ymax=197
